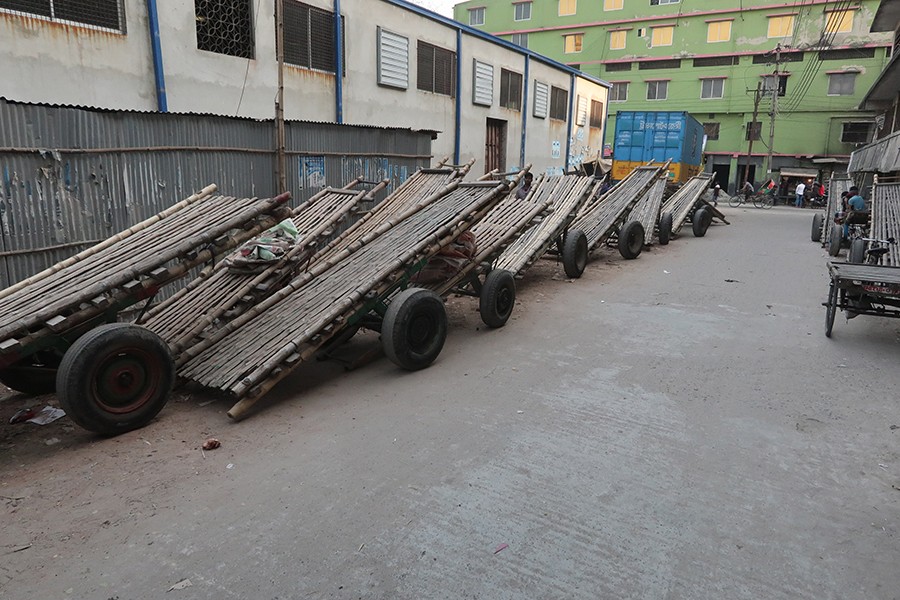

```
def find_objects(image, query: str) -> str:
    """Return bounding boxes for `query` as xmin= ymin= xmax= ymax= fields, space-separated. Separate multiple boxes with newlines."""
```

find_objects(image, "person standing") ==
xmin=516 ymin=172 xmax=534 ymax=200
xmin=794 ymin=181 xmax=806 ymax=208
xmin=712 ymin=184 xmax=721 ymax=207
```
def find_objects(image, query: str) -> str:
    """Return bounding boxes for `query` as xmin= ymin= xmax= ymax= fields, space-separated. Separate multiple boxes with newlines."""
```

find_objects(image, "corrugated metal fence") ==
xmin=849 ymin=129 xmax=900 ymax=175
xmin=0 ymin=98 xmax=432 ymax=289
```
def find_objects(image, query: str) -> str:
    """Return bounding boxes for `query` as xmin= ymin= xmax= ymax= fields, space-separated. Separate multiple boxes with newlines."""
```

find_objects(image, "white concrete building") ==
xmin=0 ymin=0 xmax=609 ymax=175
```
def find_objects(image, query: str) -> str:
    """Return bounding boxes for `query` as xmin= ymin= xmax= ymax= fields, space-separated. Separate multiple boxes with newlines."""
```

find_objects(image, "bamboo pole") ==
xmin=0 ymin=184 xmax=217 ymax=301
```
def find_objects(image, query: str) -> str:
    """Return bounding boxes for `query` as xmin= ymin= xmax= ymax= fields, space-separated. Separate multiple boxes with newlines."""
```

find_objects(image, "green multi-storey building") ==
xmin=453 ymin=0 xmax=891 ymax=192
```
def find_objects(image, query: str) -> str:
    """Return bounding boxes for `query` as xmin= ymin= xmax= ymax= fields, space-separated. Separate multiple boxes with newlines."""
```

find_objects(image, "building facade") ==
xmin=0 ymin=0 xmax=609 ymax=176
xmin=454 ymin=0 xmax=891 ymax=190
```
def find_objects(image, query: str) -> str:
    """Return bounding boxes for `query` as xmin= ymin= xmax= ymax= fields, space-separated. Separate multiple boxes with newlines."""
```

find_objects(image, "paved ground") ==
xmin=1 ymin=204 xmax=899 ymax=599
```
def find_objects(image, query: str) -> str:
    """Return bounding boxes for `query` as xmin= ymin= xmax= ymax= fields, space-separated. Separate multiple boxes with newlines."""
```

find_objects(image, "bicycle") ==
xmin=727 ymin=190 xmax=774 ymax=209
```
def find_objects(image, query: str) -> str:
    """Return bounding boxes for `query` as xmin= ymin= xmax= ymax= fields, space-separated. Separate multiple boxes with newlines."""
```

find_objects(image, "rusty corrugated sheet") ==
xmin=0 ymin=99 xmax=431 ymax=289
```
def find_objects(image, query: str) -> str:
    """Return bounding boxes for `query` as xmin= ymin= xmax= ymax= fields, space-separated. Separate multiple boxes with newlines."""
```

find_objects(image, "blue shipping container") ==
xmin=612 ymin=111 xmax=704 ymax=174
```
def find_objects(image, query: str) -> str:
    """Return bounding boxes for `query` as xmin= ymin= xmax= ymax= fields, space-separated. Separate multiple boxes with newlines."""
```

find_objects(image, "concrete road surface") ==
xmin=1 ymin=205 xmax=898 ymax=599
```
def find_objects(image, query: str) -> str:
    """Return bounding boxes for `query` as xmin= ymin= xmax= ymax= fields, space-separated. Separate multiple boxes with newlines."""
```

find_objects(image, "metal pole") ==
xmin=743 ymin=82 xmax=762 ymax=188
xmin=275 ymin=0 xmax=287 ymax=193
xmin=334 ymin=0 xmax=343 ymax=124
xmin=766 ymin=44 xmax=781 ymax=180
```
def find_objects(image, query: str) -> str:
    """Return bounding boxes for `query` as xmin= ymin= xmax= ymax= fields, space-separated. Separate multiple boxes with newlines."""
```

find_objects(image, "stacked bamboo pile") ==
xmin=312 ymin=160 xmax=474 ymax=266
xmin=823 ymin=177 xmax=853 ymax=246
xmin=870 ymin=182 xmax=900 ymax=267
xmin=571 ymin=165 xmax=666 ymax=250
xmin=177 ymin=180 xmax=509 ymax=416
xmin=660 ymin=173 xmax=713 ymax=234
xmin=425 ymin=169 xmax=553 ymax=296
xmin=494 ymin=175 xmax=596 ymax=276
xmin=140 ymin=180 xmax=386 ymax=354
xmin=0 ymin=186 xmax=292 ymax=355
xmin=626 ymin=177 xmax=667 ymax=244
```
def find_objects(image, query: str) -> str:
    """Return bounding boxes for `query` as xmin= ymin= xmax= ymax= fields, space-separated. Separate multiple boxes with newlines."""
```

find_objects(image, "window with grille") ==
xmin=417 ymin=41 xmax=456 ymax=97
xmin=639 ymin=59 xmax=680 ymax=70
xmin=745 ymin=121 xmax=761 ymax=141
xmin=703 ymin=122 xmax=720 ymax=140
xmin=284 ymin=2 xmax=343 ymax=73
xmin=469 ymin=7 xmax=484 ymax=26
xmin=840 ymin=122 xmax=873 ymax=144
xmin=707 ymin=20 xmax=731 ymax=43
xmin=827 ymin=72 xmax=857 ymax=96
xmin=694 ymin=56 xmax=739 ymax=67
xmin=762 ymin=74 xmax=787 ymax=97
xmin=559 ymin=0 xmax=576 ymax=16
xmin=650 ymin=0 xmax=679 ymax=4
xmin=500 ymin=69 xmax=523 ymax=111
xmin=610 ymin=30 xmax=626 ymax=50
xmin=752 ymin=51 xmax=803 ymax=64
xmin=473 ymin=59 xmax=493 ymax=106
xmin=564 ymin=34 xmax=583 ymax=53
xmin=589 ymin=100 xmax=604 ymax=127
xmin=550 ymin=86 xmax=568 ymax=120
xmin=647 ymin=80 xmax=668 ymax=100
xmin=825 ymin=10 xmax=853 ymax=34
xmin=533 ymin=81 xmax=549 ymax=118
xmin=378 ymin=28 xmax=409 ymax=89
xmin=820 ymin=48 xmax=875 ymax=60
xmin=606 ymin=62 xmax=632 ymax=72
xmin=650 ymin=26 xmax=673 ymax=47
xmin=767 ymin=15 xmax=794 ymax=38
xmin=195 ymin=0 xmax=254 ymax=59
xmin=0 ymin=0 xmax=125 ymax=31
xmin=610 ymin=82 xmax=628 ymax=102
xmin=514 ymin=2 xmax=531 ymax=21
xmin=511 ymin=33 xmax=528 ymax=48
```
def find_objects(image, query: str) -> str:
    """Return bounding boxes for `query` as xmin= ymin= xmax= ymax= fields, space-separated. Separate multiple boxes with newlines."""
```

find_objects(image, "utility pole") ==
xmin=743 ymin=82 xmax=762 ymax=188
xmin=274 ymin=0 xmax=287 ymax=193
xmin=765 ymin=44 xmax=781 ymax=180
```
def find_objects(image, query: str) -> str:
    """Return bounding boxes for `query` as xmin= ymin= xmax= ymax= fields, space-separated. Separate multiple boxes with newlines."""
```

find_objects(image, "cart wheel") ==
xmin=0 ymin=359 xmax=59 ymax=396
xmin=811 ymin=213 xmax=824 ymax=242
xmin=825 ymin=281 xmax=838 ymax=338
xmin=848 ymin=239 xmax=866 ymax=264
xmin=828 ymin=224 xmax=843 ymax=256
xmin=480 ymin=269 xmax=516 ymax=328
xmin=618 ymin=221 xmax=645 ymax=259
xmin=658 ymin=211 xmax=673 ymax=246
xmin=692 ymin=208 xmax=712 ymax=237
xmin=728 ymin=195 xmax=742 ymax=208
xmin=382 ymin=288 xmax=447 ymax=370
xmin=562 ymin=230 xmax=588 ymax=278
xmin=56 ymin=323 xmax=175 ymax=435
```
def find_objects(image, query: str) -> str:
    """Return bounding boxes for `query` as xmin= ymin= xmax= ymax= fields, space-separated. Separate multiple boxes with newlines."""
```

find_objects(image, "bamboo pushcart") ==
xmin=0 ymin=185 xmax=292 ymax=434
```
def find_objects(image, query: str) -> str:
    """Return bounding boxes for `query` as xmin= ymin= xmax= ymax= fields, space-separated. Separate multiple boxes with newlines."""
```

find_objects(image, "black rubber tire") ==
xmin=692 ymin=208 xmax=712 ymax=237
xmin=56 ymin=323 xmax=175 ymax=435
xmin=728 ymin=195 xmax=742 ymax=208
xmin=658 ymin=211 xmax=673 ymax=246
xmin=561 ymin=230 xmax=588 ymax=278
xmin=811 ymin=213 xmax=824 ymax=242
xmin=0 ymin=361 xmax=58 ymax=396
xmin=828 ymin=224 xmax=843 ymax=256
xmin=848 ymin=238 xmax=866 ymax=264
xmin=618 ymin=221 xmax=645 ymax=259
xmin=382 ymin=288 xmax=448 ymax=370
xmin=825 ymin=281 xmax=838 ymax=338
xmin=479 ymin=269 xmax=516 ymax=328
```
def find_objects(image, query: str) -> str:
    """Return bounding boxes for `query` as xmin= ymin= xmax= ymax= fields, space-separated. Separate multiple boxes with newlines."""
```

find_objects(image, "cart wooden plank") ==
xmin=177 ymin=181 xmax=510 ymax=413
xmin=494 ymin=175 xmax=596 ymax=276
